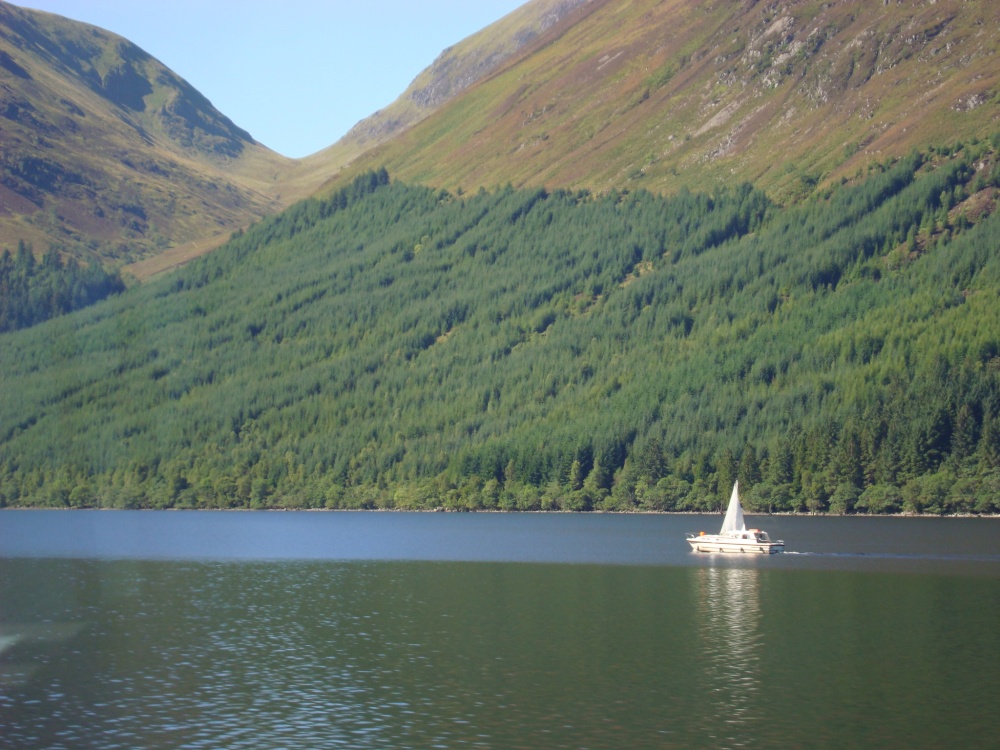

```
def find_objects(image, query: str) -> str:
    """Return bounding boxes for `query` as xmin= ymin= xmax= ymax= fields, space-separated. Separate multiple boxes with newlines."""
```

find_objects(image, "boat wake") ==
xmin=783 ymin=551 xmax=1000 ymax=563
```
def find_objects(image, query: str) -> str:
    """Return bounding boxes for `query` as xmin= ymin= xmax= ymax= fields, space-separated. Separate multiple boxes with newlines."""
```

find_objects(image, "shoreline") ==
xmin=2 ymin=506 xmax=998 ymax=519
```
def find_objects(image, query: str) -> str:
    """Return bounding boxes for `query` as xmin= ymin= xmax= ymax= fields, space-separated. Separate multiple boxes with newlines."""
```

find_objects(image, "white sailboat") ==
xmin=686 ymin=481 xmax=784 ymax=554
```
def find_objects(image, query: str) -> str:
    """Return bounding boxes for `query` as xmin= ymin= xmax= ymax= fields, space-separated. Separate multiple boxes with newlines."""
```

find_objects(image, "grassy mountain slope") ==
xmin=324 ymin=0 xmax=1000 ymax=201
xmin=3 ymin=140 xmax=1000 ymax=513
xmin=0 ymin=0 xmax=295 ymax=263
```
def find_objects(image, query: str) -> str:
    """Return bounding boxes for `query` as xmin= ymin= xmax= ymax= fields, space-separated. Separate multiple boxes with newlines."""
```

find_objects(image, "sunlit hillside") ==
xmin=323 ymin=0 xmax=1000 ymax=202
xmin=4 ymin=142 xmax=1000 ymax=512
xmin=283 ymin=0 xmax=593 ymax=199
xmin=0 ymin=0 xmax=599 ymax=268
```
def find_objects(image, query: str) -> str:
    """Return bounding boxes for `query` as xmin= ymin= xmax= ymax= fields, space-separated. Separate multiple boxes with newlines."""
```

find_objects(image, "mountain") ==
xmin=2 ymin=147 xmax=1000 ymax=513
xmin=0 ymin=0 xmax=599 ymax=272
xmin=287 ymin=0 xmax=594 ymax=199
xmin=0 ymin=0 xmax=295 ymax=263
xmin=353 ymin=0 xmax=591 ymax=138
xmin=2 ymin=0 xmax=1000 ymax=513
xmin=322 ymin=0 xmax=1000 ymax=201
xmin=6 ymin=0 xmax=998 ymax=269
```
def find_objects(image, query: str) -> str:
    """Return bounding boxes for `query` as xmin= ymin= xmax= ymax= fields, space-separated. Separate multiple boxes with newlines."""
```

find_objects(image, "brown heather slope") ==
xmin=0 ymin=0 xmax=297 ymax=264
xmin=320 ymin=0 xmax=1000 ymax=202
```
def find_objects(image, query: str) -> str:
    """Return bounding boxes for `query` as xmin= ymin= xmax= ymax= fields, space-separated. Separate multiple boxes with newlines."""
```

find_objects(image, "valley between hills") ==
xmin=3 ymin=0 xmax=997 ymax=269
xmin=1 ymin=0 xmax=1000 ymax=513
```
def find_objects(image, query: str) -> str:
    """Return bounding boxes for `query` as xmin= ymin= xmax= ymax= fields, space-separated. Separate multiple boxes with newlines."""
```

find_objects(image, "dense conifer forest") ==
xmin=2 ymin=140 xmax=1000 ymax=513
xmin=0 ymin=242 xmax=125 ymax=333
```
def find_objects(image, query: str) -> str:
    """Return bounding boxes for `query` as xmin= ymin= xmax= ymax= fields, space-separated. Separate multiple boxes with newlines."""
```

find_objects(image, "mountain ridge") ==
xmin=342 ymin=0 xmax=594 ymax=148
xmin=320 ymin=0 xmax=1000 ymax=201
xmin=5 ymin=0 xmax=999 ymax=267
xmin=285 ymin=0 xmax=597 ymax=213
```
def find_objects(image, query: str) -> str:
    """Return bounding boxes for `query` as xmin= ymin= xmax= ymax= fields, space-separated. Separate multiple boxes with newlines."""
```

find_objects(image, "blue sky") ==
xmin=21 ymin=1 xmax=526 ymax=158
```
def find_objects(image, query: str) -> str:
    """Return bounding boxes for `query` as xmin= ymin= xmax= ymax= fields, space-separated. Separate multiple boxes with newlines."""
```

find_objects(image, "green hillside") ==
xmin=3 ymin=138 xmax=1000 ymax=513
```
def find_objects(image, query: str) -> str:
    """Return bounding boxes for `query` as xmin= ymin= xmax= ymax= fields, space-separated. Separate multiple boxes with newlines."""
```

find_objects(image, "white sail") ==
xmin=720 ymin=481 xmax=746 ymax=535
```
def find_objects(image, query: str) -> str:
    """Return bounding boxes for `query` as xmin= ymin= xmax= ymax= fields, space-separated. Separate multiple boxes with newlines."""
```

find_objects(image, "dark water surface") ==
xmin=1 ymin=512 xmax=999 ymax=749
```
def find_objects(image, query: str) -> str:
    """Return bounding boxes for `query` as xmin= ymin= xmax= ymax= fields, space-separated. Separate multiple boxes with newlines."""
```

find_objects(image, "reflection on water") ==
xmin=696 ymin=567 xmax=763 ymax=749
xmin=1 ymin=561 xmax=708 ymax=749
xmin=1 ymin=513 xmax=999 ymax=749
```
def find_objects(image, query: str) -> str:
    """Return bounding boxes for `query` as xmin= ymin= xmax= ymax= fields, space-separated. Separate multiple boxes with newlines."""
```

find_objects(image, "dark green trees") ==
xmin=2 ymin=148 xmax=1000 ymax=512
xmin=0 ymin=240 xmax=125 ymax=333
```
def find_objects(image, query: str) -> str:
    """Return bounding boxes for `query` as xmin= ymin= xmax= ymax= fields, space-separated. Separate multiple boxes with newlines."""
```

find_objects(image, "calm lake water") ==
xmin=1 ymin=511 xmax=999 ymax=749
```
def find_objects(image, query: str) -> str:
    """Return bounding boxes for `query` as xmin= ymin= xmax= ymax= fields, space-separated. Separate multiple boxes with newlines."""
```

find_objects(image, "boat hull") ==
xmin=686 ymin=536 xmax=784 ymax=554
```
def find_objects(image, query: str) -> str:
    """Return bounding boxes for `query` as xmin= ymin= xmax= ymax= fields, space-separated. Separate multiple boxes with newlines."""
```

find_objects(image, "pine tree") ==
xmin=738 ymin=446 xmax=761 ymax=490
xmin=978 ymin=414 xmax=1000 ymax=472
xmin=949 ymin=402 xmax=978 ymax=471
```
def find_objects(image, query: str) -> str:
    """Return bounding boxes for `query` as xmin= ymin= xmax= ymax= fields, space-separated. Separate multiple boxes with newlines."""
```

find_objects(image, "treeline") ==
xmin=1 ymin=141 xmax=1000 ymax=513
xmin=0 ymin=241 xmax=125 ymax=333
